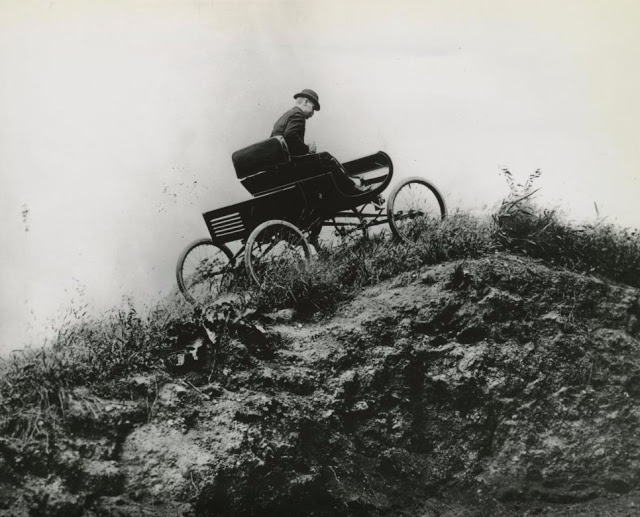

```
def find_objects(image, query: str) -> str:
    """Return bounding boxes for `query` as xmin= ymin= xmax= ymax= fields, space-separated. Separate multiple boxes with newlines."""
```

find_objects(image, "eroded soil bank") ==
xmin=2 ymin=253 xmax=640 ymax=516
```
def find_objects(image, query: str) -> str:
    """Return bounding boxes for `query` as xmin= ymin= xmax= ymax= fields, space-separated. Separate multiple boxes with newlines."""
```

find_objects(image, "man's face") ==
xmin=301 ymin=98 xmax=315 ymax=118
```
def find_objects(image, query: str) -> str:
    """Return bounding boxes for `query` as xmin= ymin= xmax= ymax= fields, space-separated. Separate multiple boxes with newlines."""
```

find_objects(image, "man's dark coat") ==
xmin=270 ymin=106 xmax=309 ymax=156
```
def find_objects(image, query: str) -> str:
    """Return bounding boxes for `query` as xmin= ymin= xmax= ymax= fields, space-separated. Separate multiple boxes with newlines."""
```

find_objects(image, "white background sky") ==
xmin=2 ymin=0 xmax=639 ymax=355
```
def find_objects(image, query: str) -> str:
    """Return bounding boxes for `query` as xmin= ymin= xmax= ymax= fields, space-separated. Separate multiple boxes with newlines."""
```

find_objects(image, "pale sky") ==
xmin=2 ymin=0 xmax=639 ymax=354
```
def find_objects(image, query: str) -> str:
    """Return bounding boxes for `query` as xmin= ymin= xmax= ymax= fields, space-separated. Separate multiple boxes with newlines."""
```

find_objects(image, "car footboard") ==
xmin=342 ymin=151 xmax=393 ymax=190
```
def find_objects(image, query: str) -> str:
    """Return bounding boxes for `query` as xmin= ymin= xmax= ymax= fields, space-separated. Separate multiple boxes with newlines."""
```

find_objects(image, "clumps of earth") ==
xmin=2 ymin=253 xmax=640 ymax=516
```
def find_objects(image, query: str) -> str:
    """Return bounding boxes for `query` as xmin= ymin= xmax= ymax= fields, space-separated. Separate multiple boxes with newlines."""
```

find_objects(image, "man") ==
xmin=270 ymin=89 xmax=320 ymax=156
xmin=270 ymin=89 xmax=369 ymax=195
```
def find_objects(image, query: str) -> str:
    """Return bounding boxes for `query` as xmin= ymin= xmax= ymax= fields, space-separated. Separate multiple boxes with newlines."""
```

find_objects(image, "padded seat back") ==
xmin=232 ymin=136 xmax=291 ymax=179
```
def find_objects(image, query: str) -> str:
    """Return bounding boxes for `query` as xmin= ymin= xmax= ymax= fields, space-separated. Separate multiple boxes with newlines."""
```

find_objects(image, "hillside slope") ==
xmin=2 ymin=253 xmax=640 ymax=516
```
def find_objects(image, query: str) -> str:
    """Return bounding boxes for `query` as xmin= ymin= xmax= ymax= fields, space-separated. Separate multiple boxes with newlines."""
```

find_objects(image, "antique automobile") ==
xmin=176 ymin=136 xmax=446 ymax=304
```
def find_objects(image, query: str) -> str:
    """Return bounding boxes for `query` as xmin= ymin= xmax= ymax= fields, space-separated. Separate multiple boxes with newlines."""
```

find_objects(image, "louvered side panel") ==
xmin=208 ymin=211 xmax=245 ymax=240
xmin=202 ymin=201 xmax=253 ymax=244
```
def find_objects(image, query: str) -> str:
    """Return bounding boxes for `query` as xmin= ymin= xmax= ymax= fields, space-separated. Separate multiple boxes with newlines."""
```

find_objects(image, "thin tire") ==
xmin=176 ymin=238 xmax=234 ymax=304
xmin=387 ymin=177 xmax=446 ymax=244
xmin=244 ymin=220 xmax=312 ymax=287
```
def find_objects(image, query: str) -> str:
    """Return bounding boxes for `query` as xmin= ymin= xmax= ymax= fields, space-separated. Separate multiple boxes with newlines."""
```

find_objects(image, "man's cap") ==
xmin=294 ymin=89 xmax=320 ymax=111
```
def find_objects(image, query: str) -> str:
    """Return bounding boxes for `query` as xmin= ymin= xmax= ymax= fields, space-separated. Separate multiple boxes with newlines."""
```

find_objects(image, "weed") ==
xmin=493 ymin=169 xmax=640 ymax=286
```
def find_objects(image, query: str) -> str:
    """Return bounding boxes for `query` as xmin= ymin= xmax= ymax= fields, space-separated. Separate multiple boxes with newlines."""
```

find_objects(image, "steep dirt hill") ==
xmin=2 ymin=253 xmax=640 ymax=516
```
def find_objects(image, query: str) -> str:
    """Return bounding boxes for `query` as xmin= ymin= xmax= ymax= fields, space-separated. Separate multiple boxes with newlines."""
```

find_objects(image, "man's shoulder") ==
xmin=271 ymin=106 xmax=305 ymax=138
xmin=283 ymin=107 xmax=305 ymax=119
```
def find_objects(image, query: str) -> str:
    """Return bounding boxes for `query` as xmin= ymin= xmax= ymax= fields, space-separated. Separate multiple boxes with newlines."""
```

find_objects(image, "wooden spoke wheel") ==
xmin=387 ymin=177 xmax=446 ymax=244
xmin=176 ymin=238 xmax=234 ymax=304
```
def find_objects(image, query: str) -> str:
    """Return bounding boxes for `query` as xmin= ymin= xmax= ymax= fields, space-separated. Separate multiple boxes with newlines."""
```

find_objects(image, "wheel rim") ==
xmin=388 ymin=179 xmax=445 ymax=243
xmin=245 ymin=221 xmax=311 ymax=286
xmin=177 ymin=240 xmax=232 ymax=304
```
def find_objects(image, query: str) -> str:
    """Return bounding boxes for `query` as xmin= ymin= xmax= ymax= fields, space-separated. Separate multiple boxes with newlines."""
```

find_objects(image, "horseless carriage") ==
xmin=176 ymin=136 xmax=447 ymax=304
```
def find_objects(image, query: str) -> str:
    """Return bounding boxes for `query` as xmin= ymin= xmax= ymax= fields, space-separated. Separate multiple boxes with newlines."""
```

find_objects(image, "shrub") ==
xmin=493 ymin=168 xmax=640 ymax=287
xmin=496 ymin=209 xmax=640 ymax=287
xmin=0 ymin=298 xmax=189 ymax=448
xmin=225 ymin=213 xmax=497 ymax=316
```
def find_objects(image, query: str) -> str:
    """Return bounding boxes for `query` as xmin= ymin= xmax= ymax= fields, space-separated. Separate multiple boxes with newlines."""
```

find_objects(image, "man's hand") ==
xmin=308 ymin=141 xmax=317 ymax=154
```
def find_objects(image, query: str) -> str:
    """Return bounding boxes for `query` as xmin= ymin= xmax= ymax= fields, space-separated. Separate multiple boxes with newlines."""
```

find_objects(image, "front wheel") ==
xmin=244 ymin=220 xmax=312 ymax=287
xmin=176 ymin=238 xmax=234 ymax=304
xmin=387 ymin=177 xmax=446 ymax=244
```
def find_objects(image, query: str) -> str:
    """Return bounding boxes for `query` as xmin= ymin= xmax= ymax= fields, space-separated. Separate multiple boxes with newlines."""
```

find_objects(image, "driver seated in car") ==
xmin=270 ymin=89 xmax=367 ymax=193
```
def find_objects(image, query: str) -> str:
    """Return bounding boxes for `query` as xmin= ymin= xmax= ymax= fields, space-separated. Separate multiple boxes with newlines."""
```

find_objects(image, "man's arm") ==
xmin=283 ymin=112 xmax=310 ymax=156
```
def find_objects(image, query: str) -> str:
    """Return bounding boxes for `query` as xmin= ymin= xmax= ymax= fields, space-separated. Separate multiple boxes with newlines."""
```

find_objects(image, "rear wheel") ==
xmin=387 ymin=177 xmax=446 ymax=244
xmin=244 ymin=220 xmax=312 ymax=287
xmin=176 ymin=238 xmax=234 ymax=304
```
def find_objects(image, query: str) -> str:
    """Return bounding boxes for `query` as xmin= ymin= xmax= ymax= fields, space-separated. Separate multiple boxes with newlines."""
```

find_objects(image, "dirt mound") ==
xmin=2 ymin=253 xmax=640 ymax=516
